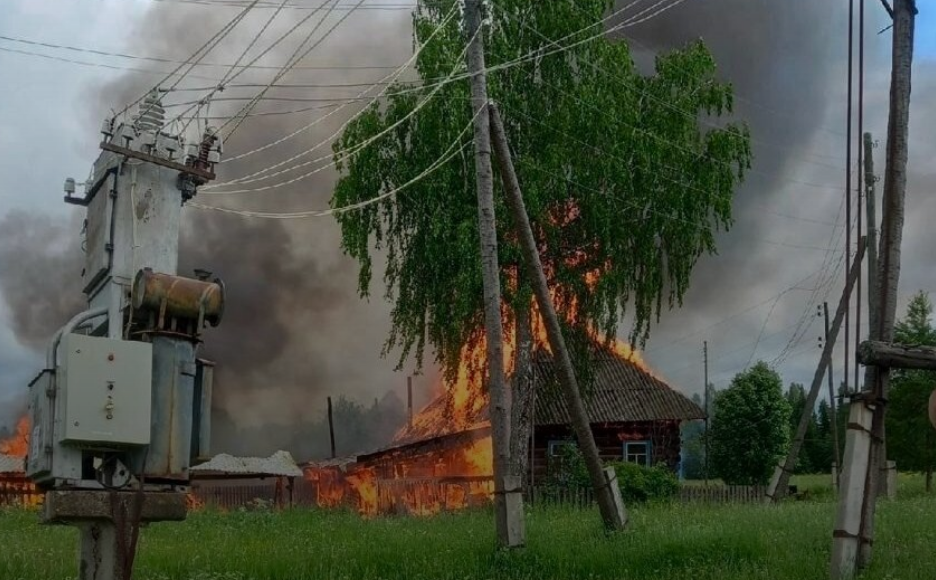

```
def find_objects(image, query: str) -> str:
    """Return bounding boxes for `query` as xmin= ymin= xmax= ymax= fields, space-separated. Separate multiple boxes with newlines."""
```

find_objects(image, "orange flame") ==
xmin=0 ymin=416 xmax=29 ymax=459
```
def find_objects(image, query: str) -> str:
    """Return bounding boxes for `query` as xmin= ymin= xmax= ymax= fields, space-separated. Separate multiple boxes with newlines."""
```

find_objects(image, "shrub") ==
xmin=545 ymin=444 xmax=679 ymax=503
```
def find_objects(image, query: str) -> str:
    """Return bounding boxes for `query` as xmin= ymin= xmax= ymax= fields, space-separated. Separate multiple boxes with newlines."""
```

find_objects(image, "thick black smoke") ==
xmin=1 ymin=1 xmax=933 ymax=456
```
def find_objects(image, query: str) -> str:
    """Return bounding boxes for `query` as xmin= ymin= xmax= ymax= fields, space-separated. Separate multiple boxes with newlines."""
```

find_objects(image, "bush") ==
xmin=545 ymin=445 xmax=679 ymax=503
xmin=608 ymin=461 xmax=679 ymax=503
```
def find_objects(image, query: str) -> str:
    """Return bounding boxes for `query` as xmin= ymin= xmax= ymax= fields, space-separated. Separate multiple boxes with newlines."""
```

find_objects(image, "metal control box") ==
xmin=59 ymin=334 xmax=152 ymax=446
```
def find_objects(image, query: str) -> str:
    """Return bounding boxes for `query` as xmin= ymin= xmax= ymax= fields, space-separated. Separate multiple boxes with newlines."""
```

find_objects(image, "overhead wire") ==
xmin=219 ymin=0 xmax=460 ymax=163
xmin=190 ymin=103 xmax=481 ymax=218
xmin=116 ymin=0 xmax=260 ymax=120
xmin=221 ymin=0 xmax=365 ymax=141
xmin=161 ymin=0 xmax=345 ymax=129
xmin=201 ymin=21 xmax=481 ymax=193
xmin=178 ymin=0 xmax=292 ymax=136
xmin=202 ymin=0 xmax=656 ymax=178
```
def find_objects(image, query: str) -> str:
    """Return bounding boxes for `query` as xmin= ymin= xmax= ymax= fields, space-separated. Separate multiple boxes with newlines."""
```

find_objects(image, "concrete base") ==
xmin=43 ymin=490 xmax=187 ymax=524
xmin=494 ymin=476 xmax=526 ymax=548
xmin=42 ymin=491 xmax=187 ymax=580
xmin=603 ymin=466 xmax=628 ymax=530
xmin=884 ymin=461 xmax=897 ymax=500
xmin=831 ymin=399 xmax=874 ymax=580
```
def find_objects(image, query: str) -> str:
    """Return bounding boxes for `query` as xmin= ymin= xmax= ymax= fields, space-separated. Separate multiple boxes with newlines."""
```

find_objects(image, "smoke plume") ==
xmin=1 ymin=0 xmax=933 ymax=457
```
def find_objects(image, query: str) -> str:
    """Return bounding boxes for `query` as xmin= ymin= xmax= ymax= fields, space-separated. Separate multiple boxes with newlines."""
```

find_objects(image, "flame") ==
xmin=0 ymin=416 xmax=29 ymax=459
xmin=302 ymin=201 xmax=659 ymax=516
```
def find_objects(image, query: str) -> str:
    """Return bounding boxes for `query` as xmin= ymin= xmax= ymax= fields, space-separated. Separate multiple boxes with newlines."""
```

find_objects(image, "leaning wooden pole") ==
xmin=489 ymin=102 xmax=627 ymax=531
xmin=464 ymin=0 xmax=525 ymax=549
xmin=327 ymin=396 xmax=336 ymax=459
xmin=767 ymin=239 xmax=866 ymax=502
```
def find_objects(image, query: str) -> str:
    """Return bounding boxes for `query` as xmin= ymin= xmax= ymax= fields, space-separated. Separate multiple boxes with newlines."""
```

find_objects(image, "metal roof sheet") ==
xmin=390 ymin=345 xmax=703 ymax=449
xmin=190 ymin=450 xmax=303 ymax=477
xmin=532 ymin=349 xmax=706 ymax=424
xmin=0 ymin=454 xmax=24 ymax=474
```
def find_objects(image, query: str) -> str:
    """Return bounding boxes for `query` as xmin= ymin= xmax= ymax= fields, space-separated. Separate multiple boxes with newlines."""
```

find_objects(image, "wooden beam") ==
xmin=858 ymin=340 xmax=936 ymax=371
xmin=100 ymin=141 xmax=215 ymax=181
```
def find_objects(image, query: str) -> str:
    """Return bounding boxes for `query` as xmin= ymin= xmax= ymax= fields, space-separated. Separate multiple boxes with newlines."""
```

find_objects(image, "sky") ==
xmin=0 ymin=0 xmax=933 ymax=451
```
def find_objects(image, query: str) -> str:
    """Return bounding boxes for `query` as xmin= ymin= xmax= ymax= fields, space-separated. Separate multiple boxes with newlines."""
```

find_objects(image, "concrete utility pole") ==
xmin=489 ymin=102 xmax=627 ymax=532
xmin=463 ymin=0 xmax=525 ymax=548
xmin=25 ymin=92 xmax=224 ymax=580
xmin=832 ymin=1 xmax=917 ymax=577
xmin=767 ymin=240 xmax=865 ymax=503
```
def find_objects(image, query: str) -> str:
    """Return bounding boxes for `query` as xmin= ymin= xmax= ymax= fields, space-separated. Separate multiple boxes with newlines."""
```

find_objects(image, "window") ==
xmin=624 ymin=441 xmax=651 ymax=466
xmin=548 ymin=440 xmax=575 ymax=458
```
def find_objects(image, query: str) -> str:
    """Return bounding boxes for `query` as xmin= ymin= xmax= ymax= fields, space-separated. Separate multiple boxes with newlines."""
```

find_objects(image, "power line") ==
xmin=220 ymin=1 xmax=461 ymax=163
xmin=221 ymin=0 xmax=353 ymax=139
xmin=190 ymin=104 xmax=479 ymax=218
xmin=203 ymin=0 xmax=660 ymax=178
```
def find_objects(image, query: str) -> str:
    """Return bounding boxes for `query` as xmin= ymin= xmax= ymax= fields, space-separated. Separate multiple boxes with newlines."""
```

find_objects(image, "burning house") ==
xmin=305 ymin=339 xmax=704 ymax=517
xmin=0 ymin=416 xmax=39 ymax=507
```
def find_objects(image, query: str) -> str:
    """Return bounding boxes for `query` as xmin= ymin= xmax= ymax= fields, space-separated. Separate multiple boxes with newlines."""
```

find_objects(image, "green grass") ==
xmin=1 ymin=475 xmax=933 ymax=580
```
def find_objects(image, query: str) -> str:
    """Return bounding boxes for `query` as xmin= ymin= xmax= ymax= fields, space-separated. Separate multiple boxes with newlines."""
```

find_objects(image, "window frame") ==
xmin=623 ymin=440 xmax=652 ymax=467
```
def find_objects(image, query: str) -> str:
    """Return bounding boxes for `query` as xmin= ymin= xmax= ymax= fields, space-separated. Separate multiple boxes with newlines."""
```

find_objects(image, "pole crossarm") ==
xmin=858 ymin=340 xmax=936 ymax=371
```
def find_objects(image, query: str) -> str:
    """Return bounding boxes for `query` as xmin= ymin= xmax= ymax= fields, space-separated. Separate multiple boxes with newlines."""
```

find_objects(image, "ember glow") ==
xmin=0 ymin=416 xmax=29 ymax=458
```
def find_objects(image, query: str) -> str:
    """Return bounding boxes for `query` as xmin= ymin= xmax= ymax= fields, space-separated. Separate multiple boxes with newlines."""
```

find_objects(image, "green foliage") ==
xmin=545 ymin=444 xmax=678 ymax=503
xmin=331 ymin=0 xmax=751 ymax=380
xmin=709 ymin=362 xmax=791 ymax=485
xmin=680 ymin=419 xmax=706 ymax=480
xmin=887 ymin=291 xmax=936 ymax=483
xmin=783 ymin=382 xmax=831 ymax=474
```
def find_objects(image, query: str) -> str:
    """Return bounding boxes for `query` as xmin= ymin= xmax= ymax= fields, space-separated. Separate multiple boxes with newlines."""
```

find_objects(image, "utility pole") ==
xmin=327 ymin=396 xmax=337 ymax=459
xmin=864 ymin=133 xmax=879 ymax=350
xmin=767 ymin=240 xmax=865 ymax=503
xmin=26 ymin=92 xmax=224 ymax=580
xmin=825 ymin=302 xmax=842 ymax=472
xmin=464 ymin=0 xmax=524 ymax=548
xmin=832 ymin=1 xmax=917 ymax=577
xmin=703 ymin=341 xmax=710 ymax=486
xmin=406 ymin=376 xmax=414 ymax=428
xmin=489 ymin=102 xmax=627 ymax=532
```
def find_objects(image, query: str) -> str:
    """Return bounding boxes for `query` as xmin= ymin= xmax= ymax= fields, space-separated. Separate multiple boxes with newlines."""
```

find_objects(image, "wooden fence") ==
xmin=0 ymin=479 xmax=43 ymax=507
xmin=524 ymin=484 xmax=766 ymax=506
xmin=180 ymin=480 xmax=767 ymax=512
xmin=189 ymin=478 xmax=317 ymax=510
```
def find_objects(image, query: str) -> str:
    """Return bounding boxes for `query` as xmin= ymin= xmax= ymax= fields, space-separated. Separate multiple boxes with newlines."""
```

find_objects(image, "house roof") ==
xmin=190 ymin=450 xmax=303 ymax=477
xmin=390 ymin=344 xmax=703 ymax=449
xmin=532 ymin=349 xmax=705 ymax=424
xmin=0 ymin=454 xmax=24 ymax=475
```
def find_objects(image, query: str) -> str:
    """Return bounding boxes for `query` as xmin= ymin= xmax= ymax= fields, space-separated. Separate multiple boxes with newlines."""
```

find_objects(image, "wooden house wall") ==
xmin=529 ymin=420 xmax=682 ymax=485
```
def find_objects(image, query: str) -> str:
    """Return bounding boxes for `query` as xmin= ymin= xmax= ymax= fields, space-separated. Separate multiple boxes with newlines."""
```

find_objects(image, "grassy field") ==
xmin=1 ymin=475 xmax=932 ymax=580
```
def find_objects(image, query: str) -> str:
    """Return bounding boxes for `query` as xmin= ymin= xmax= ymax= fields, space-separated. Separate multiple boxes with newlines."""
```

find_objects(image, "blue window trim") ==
xmin=624 ymin=440 xmax=652 ymax=466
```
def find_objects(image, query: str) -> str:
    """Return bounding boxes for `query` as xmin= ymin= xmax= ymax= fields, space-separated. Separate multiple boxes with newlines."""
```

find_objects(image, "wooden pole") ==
xmin=407 ymin=376 xmax=413 ymax=428
xmin=327 ymin=396 xmax=336 ymax=459
xmin=857 ymin=0 xmax=916 ymax=569
xmin=463 ymin=0 xmax=524 ymax=548
xmin=826 ymin=302 xmax=842 ymax=472
xmin=767 ymin=239 xmax=866 ymax=502
xmin=703 ymin=341 xmax=710 ymax=486
xmin=489 ymin=101 xmax=627 ymax=531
